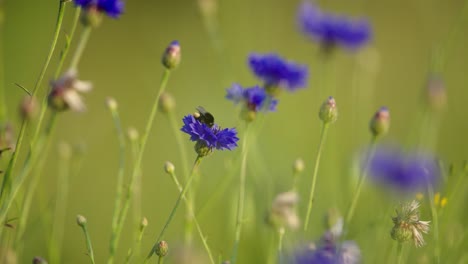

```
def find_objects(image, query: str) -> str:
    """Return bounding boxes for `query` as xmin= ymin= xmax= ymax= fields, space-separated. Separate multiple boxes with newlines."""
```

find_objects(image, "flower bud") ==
xmin=20 ymin=95 xmax=38 ymax=120
xmin=318 ymin=96 xmax=338 ymax=124
xmin=425 ymin=76 xmax=446 ymax=111
xmin=127 ymin=127 xmax=139 ymax=142
xmin=140 ymin=217 xmax=148 ymax=230
xmin=76 ymin=214 xmax=87 ymax=227
xmin=81 ymin=7 xmax=103 ymax=28
xmin=162 ymin=41 xmax=181 ymax=70
xmin=194 ymin=141 xmax=212 ymax=157
xmin=33 ymin=256 xmax=48 ymax=264
xmin=159 ymin=92 xmax=176 ymax=113
xmin=164 ymin=161 xmax=175 ymax=174
xmin=155 ymin=241 xmax=169 ymax=257
xmin=105 ymin=97 xmax=118 ymax=111
xmin=369 ymin=107 xmax=390 ymax=138
xmin=293 ymin=158 xmax=305 ymax=174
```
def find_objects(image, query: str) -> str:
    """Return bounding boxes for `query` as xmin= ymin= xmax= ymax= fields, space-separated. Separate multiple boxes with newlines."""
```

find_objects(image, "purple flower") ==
xmin=226 ymin=84 xmax=278 ymax=112
xmin=367 ymin=146 xmax=440 ymax=193
xmin=295 ymin=232 xmax=361 ymax=264
xmin=298 ymin=2 xmax=372 ymax=51
xmin=181 ymin=115 xmax=239 ymax=152
xmin=248 ymin=53 xmax=308 ymax=92
xmin=74 ymin=0 xmax=124 ymax=18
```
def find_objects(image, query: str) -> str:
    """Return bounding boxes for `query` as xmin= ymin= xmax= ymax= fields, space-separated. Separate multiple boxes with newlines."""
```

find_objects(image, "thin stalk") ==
xmin=0 ymin=0 xmax=67 ymax=199
xmin=277 ymin=228 xmax=285 ymax=264
xmin=113 ymin=69 xmax=172 ymax=260
xmin=125 ymin=217 xmax=147 ymax=264
xmin=231 ymin=125 xmax=250 ymax=264
xmin=108 ymin=102 xmax=127 ymax=264
xmin=396 ymin=243 xmax=403 ymax=264
xmin=167 ymin=111 xmax=192 ymax=244
xmin=69 ymin=26 xmax=92 ymax=71
xmin=427 ymin=184 xmax=440 ymax=264
xmin=303 ymin=123 xmax=330 ymax=231
xmin=79 ymin=221 xmax=96 ymax=264
xmin=144 ymin=156 xmax=203 ymax=263
xmin=48 ymin=142 xmax=72 ymax=264
xmin=167 ymin=169 xmax=216 ymax=264
xmin=304 ymin=123 xmax=329 ymax=231
xmin=0 ymin=3 xmax=6 ymax=122
xmin=345 ymin=136 xmax=377 ymax=225
xmin=158 ymin=257 xmax=163 ymax=264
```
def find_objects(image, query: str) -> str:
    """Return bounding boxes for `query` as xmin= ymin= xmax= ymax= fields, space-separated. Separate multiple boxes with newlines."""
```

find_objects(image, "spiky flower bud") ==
xmin=319 ymin=96 xmax=338 ymax=124
xmin=155 ymin=241 xmax=169 ymax=257
xmin=293 ymin=158 xmax=305 ymax=174
xmin=33 ymin=256 xmax=48 ymax=264
xmin=159 ymin=92 xmax=176 ymax=113
xmin=164 ymin=161 xmax=175 ymax=174
xmin=76 ymin=214 xmax=87 ymax=227
xmin=20 ymin=95 xmax=38 ymax=120
xmin=369 ymin=107 xmax=390 ymax=138
xmin=162 ymin=41 xmax=181 ymax=70
xmin=390 ymin=200 xmax=430 ymax=247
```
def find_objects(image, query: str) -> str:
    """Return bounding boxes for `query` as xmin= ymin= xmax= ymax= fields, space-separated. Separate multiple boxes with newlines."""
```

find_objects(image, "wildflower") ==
xmin=367 ymin=145 xmax=440 ymax=193
xmin=391 ymin=200 xmax=430 ymax=247
xmin=434 ymin=192 xmax=448 ymax=209
xmin=319 ymin=96 xmax=338 ymax=124
xmin=248 ymin=53 xmax=308 ymax=94
xmin=295 ymin=231 xmax=361 ymax=264
xmin=74 ymin=0 xmax=124 ymax=18
xmin=162 ymin=41 xmax=181 ymax=70
xmin=266 ymin=191 xmax=300 ymax=230
xmin=181 ymin=112 xmax=239 ymax=156
xmin=48 ymin=70 xmax=92 ymax=112
xmin=298 ymin=2 xmax=372 ymax=51
xmin=369 ymin=107 xmax=390 ymax=138
xmin=226 ymin=84 xmax=278 ymax=116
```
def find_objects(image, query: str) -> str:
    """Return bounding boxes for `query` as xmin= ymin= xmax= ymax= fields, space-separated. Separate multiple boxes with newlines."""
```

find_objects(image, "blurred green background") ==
xmin=1 ymin=0 xmax=468 ymax=263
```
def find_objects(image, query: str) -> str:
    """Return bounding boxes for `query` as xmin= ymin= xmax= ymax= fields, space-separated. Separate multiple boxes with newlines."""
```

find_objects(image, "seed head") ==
xmin=390 ymin=200 xmax=430 ymax=247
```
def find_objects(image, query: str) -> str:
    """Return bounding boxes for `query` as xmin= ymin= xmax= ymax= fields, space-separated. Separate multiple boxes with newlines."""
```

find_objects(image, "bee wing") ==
xmin=196 ymin=106 xmax=207 ymax=114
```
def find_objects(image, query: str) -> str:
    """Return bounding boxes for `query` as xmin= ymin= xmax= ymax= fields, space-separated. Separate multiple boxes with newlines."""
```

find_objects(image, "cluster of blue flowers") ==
xmin=226 ymin=84 xmax=278 ymax=112
xmin=298 ymin=1 xmax=372 ymax=51
xmin=74 ymin=0 xmax=125 ymax=18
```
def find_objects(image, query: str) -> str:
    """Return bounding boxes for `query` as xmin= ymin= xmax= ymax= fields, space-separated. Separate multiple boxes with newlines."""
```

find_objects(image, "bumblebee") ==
xmin=194 ymin=106 xmax=215 ymax=127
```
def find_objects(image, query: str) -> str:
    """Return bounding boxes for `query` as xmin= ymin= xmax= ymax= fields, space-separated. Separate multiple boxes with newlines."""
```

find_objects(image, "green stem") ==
xmin=396 ymin=243 xmax=403 ymax=264
xmin=0 ymin=0 xmax=67 ymax=200
xmin=144 ymin=156 xmax=203 ymax=263
xmin=80 ymin=222 xmax=96 ymax=264
xmin=0 ymin=3 xmax=6 ymax=122
xmin=125 ymin=218 xmax=147 ymax=264
xmin=48 ymin=142 xmax=72 ymax=264
xmin=158 ymin=257 xmax=163 ymax=264
xmin=345 ymin=136 xmax=377 ymax=226
xmin=427 ymin=184 xmax=441 ymax=264
xmin=277 ymin=228 xmax=285 ymax=264
xmin=69 ymin=26 xmax=92 ymax=71
xmin=113 ymin=69 xmax=172 ymax=260
xmin=108 ymin=102 xmax=127 ymax=264
xmin=167 ymin=111 xmax=192 ymax=244
xmin=303 ymin=123 xmax=330 ymax=231
xmin=167 ymin=169 xmax=216 ymax=264
xmin=231 ymin=125 xmax=250 ymax=264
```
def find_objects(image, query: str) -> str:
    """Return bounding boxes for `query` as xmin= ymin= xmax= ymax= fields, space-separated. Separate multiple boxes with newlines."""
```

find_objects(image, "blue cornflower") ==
xmin=74 ymin=0 xmax=124 ymax=18
xmin=248 ymin=53 xmax=308 ymax=92
xmin=295 ymin=232 xmax=361 ymax=264
xmin=181 ymin=114 xmax=239 ymax=156
xmin=367 ymin=145 xmax=440 ymax=193
xmin=226 ymin=84 xmax=278 ymax=112
xmin=298 ymin=2 xmax=372 ymax=51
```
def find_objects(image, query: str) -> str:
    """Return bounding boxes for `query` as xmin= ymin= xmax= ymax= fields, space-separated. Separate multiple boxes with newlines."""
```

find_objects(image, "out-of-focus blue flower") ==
xmin=367 ymin=146 xmax=440 ymax=192
xmin=298 ymin=2 xmax=371 ymax=51
xmin=181 ymin=115 xmax=239 ymax=151
xmin=226 ymin=84 xmax=278 ymax=112
xmin=74 ymin=0 xmax=124 ymax=18
xmin=248 ymin=53 xmax=308 ymax=92
xmin=295 ymin=232 xmax=361 ymax=264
